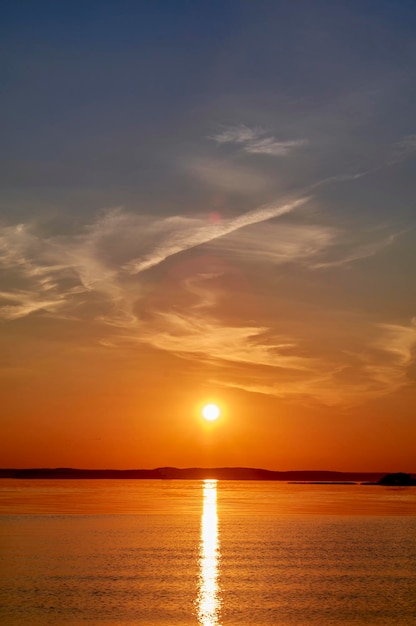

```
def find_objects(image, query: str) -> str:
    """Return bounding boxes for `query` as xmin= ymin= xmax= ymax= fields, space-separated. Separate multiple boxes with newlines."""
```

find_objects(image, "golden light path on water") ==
xmin=197 ymin=479 xmax=221 ymax=626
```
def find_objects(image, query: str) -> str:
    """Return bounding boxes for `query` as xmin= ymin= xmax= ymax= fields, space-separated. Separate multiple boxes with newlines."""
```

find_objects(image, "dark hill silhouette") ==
xmin=0 ymin=466 xmax=407 ymax=482
xmin=378 ymin=472 xmax=416 ymax=486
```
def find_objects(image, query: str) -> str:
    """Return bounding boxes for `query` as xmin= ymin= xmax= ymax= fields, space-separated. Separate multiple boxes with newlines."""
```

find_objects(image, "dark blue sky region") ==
xmin=2 ymin=2 xmax=416 ymax=207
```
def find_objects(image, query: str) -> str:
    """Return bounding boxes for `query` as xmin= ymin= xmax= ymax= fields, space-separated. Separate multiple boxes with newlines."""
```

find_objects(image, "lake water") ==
xmin=0 ymin=480 xmax=415 ymax=625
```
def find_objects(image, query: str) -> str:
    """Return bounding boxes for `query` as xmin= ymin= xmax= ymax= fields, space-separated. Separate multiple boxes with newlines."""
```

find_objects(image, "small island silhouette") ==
xmin=377 ymin=472 xmax=416 ymax=486
xmin=0 ymin=467 xmax=415 ymax=483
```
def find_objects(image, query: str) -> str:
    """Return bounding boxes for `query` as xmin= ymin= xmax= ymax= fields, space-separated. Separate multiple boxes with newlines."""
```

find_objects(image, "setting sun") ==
xmin=202 ymin=403 xmax=221 ymax=421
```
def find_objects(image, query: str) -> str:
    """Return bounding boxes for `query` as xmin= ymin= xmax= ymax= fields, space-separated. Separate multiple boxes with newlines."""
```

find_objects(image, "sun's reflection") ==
xmin=197 ymin=479 xmax=221 ymax=626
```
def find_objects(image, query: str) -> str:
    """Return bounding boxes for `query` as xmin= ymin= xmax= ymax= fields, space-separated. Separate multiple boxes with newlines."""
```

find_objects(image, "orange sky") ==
xmin=1 ymin=3 xmax=416 ymax=471
xmin=2 ymin=263 xmax=415 ymax=472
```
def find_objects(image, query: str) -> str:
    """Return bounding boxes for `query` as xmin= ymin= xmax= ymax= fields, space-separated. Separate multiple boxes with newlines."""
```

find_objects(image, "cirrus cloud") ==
xmin=211 ymin=124 xmax=307 ymax=156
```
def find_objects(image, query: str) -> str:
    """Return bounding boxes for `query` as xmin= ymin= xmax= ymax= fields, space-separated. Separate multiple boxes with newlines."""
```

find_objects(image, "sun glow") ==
xmin=202 ymin=403 xmax=220 ymax=421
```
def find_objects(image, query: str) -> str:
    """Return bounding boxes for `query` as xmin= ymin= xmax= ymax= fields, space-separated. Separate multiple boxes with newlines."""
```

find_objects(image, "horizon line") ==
xmin=1 ymin=466 xmax=414 ymax=475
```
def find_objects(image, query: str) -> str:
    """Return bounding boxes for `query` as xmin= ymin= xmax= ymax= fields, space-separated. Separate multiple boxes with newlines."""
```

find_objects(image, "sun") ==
xmin=202 ymin=403 xmax=221 ymax=421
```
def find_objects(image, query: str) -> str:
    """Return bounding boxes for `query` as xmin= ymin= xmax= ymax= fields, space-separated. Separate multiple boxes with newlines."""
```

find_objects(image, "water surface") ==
xmin=1 ymin=480 xmax=415 ymax=625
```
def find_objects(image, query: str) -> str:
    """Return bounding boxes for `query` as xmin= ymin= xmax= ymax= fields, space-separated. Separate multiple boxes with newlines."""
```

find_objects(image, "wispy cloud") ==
xmin=102 ymin=261 xmax=416 ymax=406
xmin=124 ymin=197 xmax=309 ymax=274
xmin=137 ymin=310 xmax=313 ymax=372
xmin=0 ymin=289 xmax=66 ymax=320
xmin=205 ymin=318 xmax=416 ymax=406
xmin=0 ymin=198 xmax=308 ymax=323
xmin=211 ymin=124 xmax=307 ymax=156
xmin=373 ymin=320 xmax=416 ymax=368
xmin=311 ymin=232 xmax=398 ymax=269
xmin=0 ymin=215 xmax=132 ymax=325
xmin=211 ymin=222 xmax=336 ymax=265
xmin=211 ymin=125 xmax=261 ymax=144
xmin=304 ymin=133 xmax=416 ymax=196
xmin=106 ymin=269 xmax=321 ymax=385
xmin=0 ymin=223 xmax=80 ymax=319
xmin=0 ymin=201 xmax=411 ymax=407
xmin=246 ymin=137 xmax=307 ymax=156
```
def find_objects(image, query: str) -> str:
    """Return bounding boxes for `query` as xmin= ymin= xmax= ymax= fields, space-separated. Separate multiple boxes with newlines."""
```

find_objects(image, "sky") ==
xmin=1 ymin=1 xmax=416 ymax=471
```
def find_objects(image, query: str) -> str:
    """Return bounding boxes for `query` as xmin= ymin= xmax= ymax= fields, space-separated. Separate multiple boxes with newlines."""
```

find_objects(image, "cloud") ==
xmin=311 ymin=232 xmax=398 ymax=269
xmin=0 ymin=289 xmax=66 ymax=320
xmin=106 ymin=269 xmax=321 ymax=383
xmin=137 ymin=310 xmax=313 ymax=371
xmin=212 ymin=125 xmax=261 ymax=144
xmin=0 ymin=215 xmax=132 ymax=325
xmin=0 ymin=223 xmax=80 ymax=319
xmin=124 ymin=196 xmax=309 ymax=274
xmin=0 ymin=198 xmax=308 ymax=323
xmin=245 ymin=137 xmax=307 ymax=156
xmin=0 ymin=203 xmax=412 ymax=408
xmin=211 ymin=222 xmax=336 ymax=265
xmin=211 ymin=124 xmax=307 ymax=156
xmin=204 ymin=319 xmax=416 ymax=406
xmin=103 ymin=259 xmax=416 ymax=406
xmin=304 ymin=133 xmax=416 ymax=196
xmin=373 ymin=320 xmax=416 ymax=367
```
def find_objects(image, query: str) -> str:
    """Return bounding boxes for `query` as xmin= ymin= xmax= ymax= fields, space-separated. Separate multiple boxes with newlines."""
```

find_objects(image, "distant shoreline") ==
xmin=1 ymin=467 xmax=413 ymax=482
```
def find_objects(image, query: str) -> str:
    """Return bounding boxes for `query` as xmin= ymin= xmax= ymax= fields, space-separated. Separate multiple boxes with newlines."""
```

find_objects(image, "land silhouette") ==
xmin=0 ymin=467 xmax=414 ymax=483
xmin=377 ymin=472 xmax=416 ymax=486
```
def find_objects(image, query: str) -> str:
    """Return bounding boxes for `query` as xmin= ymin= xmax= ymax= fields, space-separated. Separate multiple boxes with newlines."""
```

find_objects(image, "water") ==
xmin=1 ymin=480 xmax=415 ymax=625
